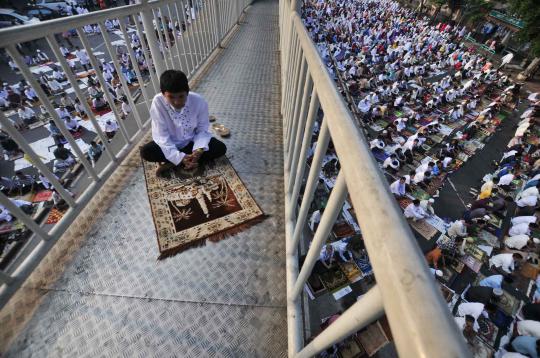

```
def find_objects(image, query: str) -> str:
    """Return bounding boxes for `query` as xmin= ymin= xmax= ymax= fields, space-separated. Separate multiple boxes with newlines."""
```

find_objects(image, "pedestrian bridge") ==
xmin=0 ymin=0 xmax=466 ymax=357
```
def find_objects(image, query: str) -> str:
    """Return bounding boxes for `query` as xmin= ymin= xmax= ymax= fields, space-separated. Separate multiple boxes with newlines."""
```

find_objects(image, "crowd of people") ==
xmin=300 ymin=0 xmax=540 ymax=356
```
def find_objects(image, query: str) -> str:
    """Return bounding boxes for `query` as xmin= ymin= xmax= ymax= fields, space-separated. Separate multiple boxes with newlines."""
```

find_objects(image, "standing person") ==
xmin=75 ymin=46 xmax=90 ymax=72
xmin=140 ymin=70 xmax=227 ymax=177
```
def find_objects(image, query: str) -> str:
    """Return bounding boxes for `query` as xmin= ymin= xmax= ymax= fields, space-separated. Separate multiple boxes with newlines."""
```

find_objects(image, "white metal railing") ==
xmin=279 ymin=1 xmax=470 ymax=357
xmin=0 ymin=0 xmax=250 ymax=307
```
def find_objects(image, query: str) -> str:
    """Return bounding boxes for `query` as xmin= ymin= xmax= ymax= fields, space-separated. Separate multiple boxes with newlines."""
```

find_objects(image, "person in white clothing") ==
xmin=457 ymin=302 xmax=486 ymax=320
xmin=509 ymin=222 xmax=531 ymax=237
xmin=511 ymin=216 xmax=538 ymax=226
xmin=447 ymin=219 xmax=468 ymax=239
xmin=140 ymin=70 xmax=226 ymax=176
xmin=390 ymin=177 xmax=406 ymax=197
xmin=489 ymin=253 xmax=521 ymax=273
xmin=517 ymin=320 xmax=540 ymax=338
xmin=505 ymin=235 xmax=531 ymax=250
xmin=516 ymin=195 xmax=538 ymax=208
xmin=309 ymin=208 xmax=323 ymax=232
xmin=404 ymin=199 xmax=428 ymax=221
xmin=420 ymin=198 xmax=435 ymax=216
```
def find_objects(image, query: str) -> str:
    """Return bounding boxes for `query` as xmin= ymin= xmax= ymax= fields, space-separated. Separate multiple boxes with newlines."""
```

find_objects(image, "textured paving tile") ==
xmin=3 ymin=0 xmax=286 ymax=357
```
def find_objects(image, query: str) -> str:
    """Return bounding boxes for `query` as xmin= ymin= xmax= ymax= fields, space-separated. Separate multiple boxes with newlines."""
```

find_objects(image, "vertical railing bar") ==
xmin=46 ymin=35 xmax=117 ymax=163
xmin=157 ymin=8 xmax=174 ymax=69
xmin=163 ymin=7 xmax=181 ymax=69
xmin=98 ymin=21 xmax=144 ymax=130
xmin=6 ymin=44 xmax=99 ymax=182
xmin=292 ymin=171 xmax=347 ymax=299
xmin=76 ymin=29 xmax=131 ymax=144
xmin=209 ymin=0 xmax=220 ymax=48
xmin=288 ymin=81 xmax=315 ymax=191
xmin=0 ymin=111 xmax=76 ymax=207
xmin=287 ymin=58 xmax=308 ymax=157
xmin=201 ymin=0 xmax=213 ymax=56
xmin=285 ymin=31 xmax=299 ymax=122
xmin=152 ymin=8 xmax=171 ymax=70
xmin=0 ymin=192 xmax=51 ymax=240
xmin=172 ymin=2 xmax=193 ymax=73
xmin=191 ymin=0 xmax=205 ymax=63
xmin=161 ymin=6 xmax=179 ymax=68
xmin=119 ymin=17 xmax=152 ymax=110
xmin=289 ymin=119 xmax=330 ymax=250
xmin=179 ymin=0 xmax=197 ymax=74
xmin=165 ymin=4 xmax=184 ymax=70
xmin=199 ymin=3 xmax=210 ymax=59
xmin=289 ymin=89 xmax=319 ymax=197
xmin=283 ymin=31 xmax=296 ymax=125
xmin=295 ymin=287 xmax=384 ymax=358
xmin=134 ymin=9 xmax=159 ymax=93
xmin=0 ymin=270 xmax=13 ymax=284
xmin=286 ymin=49 xmax=303 ymax=143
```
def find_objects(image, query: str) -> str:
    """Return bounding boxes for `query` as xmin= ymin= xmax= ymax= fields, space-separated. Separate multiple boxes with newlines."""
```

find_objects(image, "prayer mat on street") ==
xmin=357 ymin=321 xmax=390 ymax=357
xmin=45 ymin=207 xmax=65 ymax=224
xmin=32 ymin=190 xmax=53 ymax=203
xmin=496 ymin=289 xmax=521 ymax=316
xmin=477 ymin=316 xmax=499 ymax=347
xmin=142 ymin=157 xmax=265 ymax=259
xmin=338 ymin=261 xmax=362 ymax=282
xmin=461 ymin=254 xmax=482 ymax=273
xmin=319 ymin=265 xmax=348 ymax=292
xmin=409 ymin=219 xmax=438 ymax=240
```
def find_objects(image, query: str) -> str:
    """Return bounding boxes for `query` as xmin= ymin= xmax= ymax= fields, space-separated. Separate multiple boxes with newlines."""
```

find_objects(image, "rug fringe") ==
xmin=157 ymin=214 xmax=269 ymax=260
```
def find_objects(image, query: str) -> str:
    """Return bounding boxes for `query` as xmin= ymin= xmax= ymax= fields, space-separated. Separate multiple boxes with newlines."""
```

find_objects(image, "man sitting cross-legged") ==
xmin=140 ymin=70 xmax=226 ymax=177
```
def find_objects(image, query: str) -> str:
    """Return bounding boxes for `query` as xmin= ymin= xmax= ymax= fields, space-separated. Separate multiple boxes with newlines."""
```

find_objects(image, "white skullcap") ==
xmin=435 ymin=270 xmax=443 ymax=277
xmin=493 ymin=288 xmax=503 ymax=296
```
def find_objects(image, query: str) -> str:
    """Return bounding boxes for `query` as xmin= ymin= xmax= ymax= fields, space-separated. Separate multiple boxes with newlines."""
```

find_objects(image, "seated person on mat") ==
xmin=140 ymin=70 xmax=227 ymax=177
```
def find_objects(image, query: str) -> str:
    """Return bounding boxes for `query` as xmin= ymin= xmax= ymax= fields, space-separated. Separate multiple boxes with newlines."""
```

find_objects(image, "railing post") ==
xmin=139 ymin=0 xmax=166 ymax=77
xmin=295 ymin=287 xmax=384 ymax=358
xmin=213 ymin=0 xmax=223 ymax=48
xmin=0 ymin=270 xmax=13 ymax=285
xmin=291 ymin=172 xmax=347 ymax=300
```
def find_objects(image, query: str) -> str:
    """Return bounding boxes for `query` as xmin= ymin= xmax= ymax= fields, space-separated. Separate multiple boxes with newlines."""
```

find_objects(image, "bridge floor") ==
xmin=4 ymin=0 xmax=287 ymax=357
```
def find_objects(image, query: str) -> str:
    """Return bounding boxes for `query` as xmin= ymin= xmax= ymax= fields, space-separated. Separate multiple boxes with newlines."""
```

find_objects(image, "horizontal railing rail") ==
xmin=279 ymin=1 xmax=469 ymax=357
xmin=0 ymin=0 xmax=250 ymax=308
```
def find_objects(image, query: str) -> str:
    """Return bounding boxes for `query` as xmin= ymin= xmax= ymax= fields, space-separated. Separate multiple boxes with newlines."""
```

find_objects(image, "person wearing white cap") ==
xmin=420 ymin=198 xmax=435 ymax=216
xmin=505 ymin=234 xmax=532 ymax=250
xmin=447 ymin=219 xmax=468 ymax=239
xmin=430 ymin=268 xmax=443 ymax=277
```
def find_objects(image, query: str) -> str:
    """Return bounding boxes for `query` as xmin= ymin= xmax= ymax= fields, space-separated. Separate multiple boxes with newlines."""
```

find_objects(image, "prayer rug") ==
xmin=461 ymin=254 xmax=482 ymax=273
xmin=356 ymin=255 xmax=373 ymax=276
xmin=357 ymin=321 xmax=390 ymax=357
xmin=438 ymin=282 xmax=455 ymax=303
xmin=496 ymin=289 xmax=521 ymax=316
xmin=45 ymin=207 xmax=65 ymax=224
xmin=319 ymin=265 xmax=348 ymax=292
xmin=307 ymin=273 xmax=326 ymax=296
xmin=477 ymin=316 xmax=499 ymax=347
xmin=409 ymin=219 xmax=438 ymax=240
xmin=142 ymin=157 xmax=266 ymax=259
xmin=338 ymin=336 xmax=366 ymax=358
xmin=410 ymin=188 xmax=430 ymax=201
xmin=32 ymin=190 xmax=53 ymax=203
xmin=332 ymin=221 xmax=355 ymax=239
xmin=338 ymin=261 xmax=362 ymax=282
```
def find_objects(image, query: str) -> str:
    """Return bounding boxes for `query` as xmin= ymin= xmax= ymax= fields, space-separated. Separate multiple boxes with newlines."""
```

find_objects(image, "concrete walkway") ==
xmin=3 ymin=0 xmax=287 ymax=357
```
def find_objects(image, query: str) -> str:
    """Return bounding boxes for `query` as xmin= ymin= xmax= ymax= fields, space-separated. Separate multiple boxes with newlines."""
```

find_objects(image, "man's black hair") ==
xmin=160 ymin=70 xmax=189 ymax=94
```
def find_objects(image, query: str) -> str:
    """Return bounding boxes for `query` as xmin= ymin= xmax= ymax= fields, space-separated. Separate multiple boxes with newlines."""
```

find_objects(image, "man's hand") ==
xmin=183 ymin=149 xmax=204 ymax=170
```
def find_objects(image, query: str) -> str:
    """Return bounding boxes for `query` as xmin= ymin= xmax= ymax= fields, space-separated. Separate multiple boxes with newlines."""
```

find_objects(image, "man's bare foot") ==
xmin=156 ymin=162 xmax=176 ymax=177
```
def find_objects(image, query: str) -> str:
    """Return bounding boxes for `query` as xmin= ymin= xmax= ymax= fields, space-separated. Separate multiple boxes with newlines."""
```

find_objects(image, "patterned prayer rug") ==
xmin=45 ymin=207 xmax=65 ymax=224
xmin=32 ymin=190 xmax=53 ymax=203
xmin=409 ymin=219 xmax=438 ymax=240
xmin=142 ymin=157 xmax=266 ymax=259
